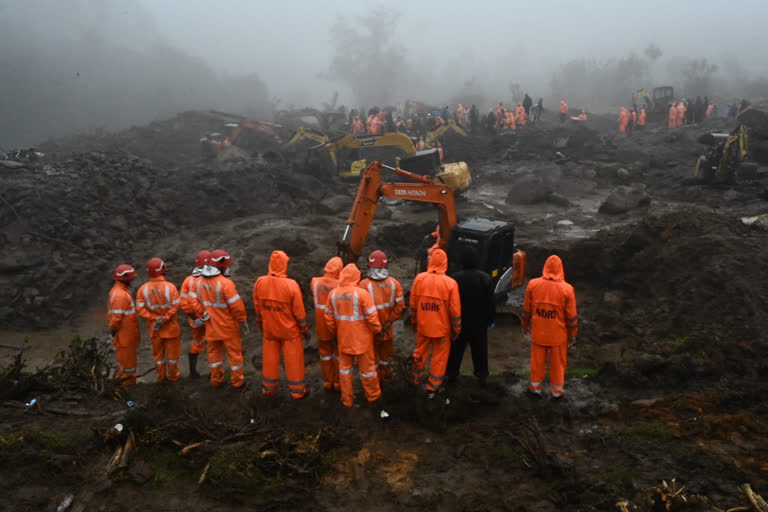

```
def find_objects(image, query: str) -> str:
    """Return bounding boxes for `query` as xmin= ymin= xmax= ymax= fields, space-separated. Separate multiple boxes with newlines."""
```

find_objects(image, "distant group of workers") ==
xmin=666 ymin=96 xmax=714 ymax=130
xmin=107 ymin=247 xmax=579 ymax=408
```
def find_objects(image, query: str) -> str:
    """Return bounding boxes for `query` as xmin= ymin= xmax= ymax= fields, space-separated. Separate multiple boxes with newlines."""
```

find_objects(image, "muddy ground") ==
xmin=2 ymin=110 xmax=768 ymax=511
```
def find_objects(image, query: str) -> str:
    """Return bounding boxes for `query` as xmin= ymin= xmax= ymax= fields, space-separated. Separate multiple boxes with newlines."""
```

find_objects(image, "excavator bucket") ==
xmin=434 ymin=162 xmax=472 ymax=192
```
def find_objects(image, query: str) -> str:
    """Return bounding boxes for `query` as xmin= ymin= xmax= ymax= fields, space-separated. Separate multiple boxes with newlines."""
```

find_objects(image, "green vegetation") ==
xmin=622 ymin=422 xmax=669 ymax=440
xmin=601 ymin=464 xmax=635 ymax=490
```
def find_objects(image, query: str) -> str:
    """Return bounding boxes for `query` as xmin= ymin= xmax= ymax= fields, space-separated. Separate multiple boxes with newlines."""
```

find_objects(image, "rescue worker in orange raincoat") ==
xmin=521 ymin=255 xmax=578 ymax=399
xmin=136 ymin=257 xmax=182 ymax=382
xmin=503 ymin=111 xmax=516 ymax=131
xmin=638 ymin=108 xmax=647 ymax=128
xmin=409 ymin=248 xmax=461 ymax=393
xmin=324 ymin=263 xmax=382 ymax=407
xmin=370 ymin=114 xmax=383 ymax=134
xmin=253 ymin=250 xmax=310 ymax=399
xmin=359 ymin=250 xmax=405 ymax=386
xmin=560 ymin=100 xmax=568 ymax=122
xmin=668 ymin=103 xmax=677 ymax=129
xmin=628 ymin=109 xmax=637 ymax=135
xmin=311 ymin=256 xmax=343 ymax=391
xmin=417 ymin=137 xmax=425 ymax=151
xmin=676 ymin=101 xmax=686 ymax=128
xmin=352 ymin=116 xmax=363 ymax=136
xmin=515 ymin=103 xmax=527 ymax=126
xmin=618 ymin=107 xmax=628 ymax=133
xmin=107 ymin=264 xmax=141 ymax=386
xmin=180 ymin=250 xmax=210 ymax=379
xmin=570 ymin=109 xmax=587 ymax=121
xmin=189 ymin=250 xmax=248 ymax=388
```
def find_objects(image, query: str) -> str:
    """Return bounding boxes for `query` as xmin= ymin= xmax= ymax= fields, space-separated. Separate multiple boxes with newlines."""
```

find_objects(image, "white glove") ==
xmin=192 ymin=311 xmax=210 ymax=328
xmin=152 ymin=318 xmax=165 ymax=331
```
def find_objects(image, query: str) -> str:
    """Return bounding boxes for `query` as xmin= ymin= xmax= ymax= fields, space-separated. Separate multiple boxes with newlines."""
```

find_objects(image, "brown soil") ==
xmin=2 ymin=111 xmax=768 ymax=511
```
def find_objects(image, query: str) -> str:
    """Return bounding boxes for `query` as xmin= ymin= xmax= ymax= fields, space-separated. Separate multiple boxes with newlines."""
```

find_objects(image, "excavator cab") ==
xmin=447 ymin=218 xmax=527 ymax=299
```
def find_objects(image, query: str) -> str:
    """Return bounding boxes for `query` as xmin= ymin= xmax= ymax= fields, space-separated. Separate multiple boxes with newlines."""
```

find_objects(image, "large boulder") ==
xmin=738 ymin=101 xmax=768 ymax=135
xmin=599 ymin=184 xmax=651 ymax=214
xmin=505 ymin=174 xmax=552 ymax=205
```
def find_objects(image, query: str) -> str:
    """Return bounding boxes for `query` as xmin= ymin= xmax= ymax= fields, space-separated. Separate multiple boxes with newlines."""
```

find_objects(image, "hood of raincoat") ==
xmin=542 ymin=255 xmax=565 ymax=281
xmin=339 ymin=263 xmax=361 ymax=286
xmin=323 ymin=256 xmax=343 ymax=279
xmin=427 ymin=248 xmax=448 ymax=274
xmin=269 ymin=250 xmax=289 ymax=277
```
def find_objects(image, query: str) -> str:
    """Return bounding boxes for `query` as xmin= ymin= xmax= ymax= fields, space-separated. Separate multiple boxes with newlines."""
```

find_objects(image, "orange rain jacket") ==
xmin=521 ymin=255 xmax=578 ymax=346
xmin=136 ymin=276 xmax=181 ymax=338
xmin=409 ymin=249 xmax=461 ymax=338
xmin=352 ymin=118 xmax=363 ymax=136
xmin=253 ymin=251 xmax=309 ymax=339
xmin=324 ymin=264 xmax=381 ymax=355
xmin=190 ymin=273 xmax=247 ymax=340
xmin=638 ymin=109 xmax=646 ymax=125
xmin=180 ymin=274 xmax=202 ymax=327
xmin=359 ymin=275 xmax=405 ymax=332
xmin=311 ymin=257 xmax=343 ymax=341
xmin=560 ymin=101 xmax=568 ymax=114
xmin=107 ymin=282 xmax=140 ymax=347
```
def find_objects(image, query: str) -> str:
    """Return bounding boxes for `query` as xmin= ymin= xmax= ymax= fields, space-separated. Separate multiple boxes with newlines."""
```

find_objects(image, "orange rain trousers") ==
xmin=338 ymin=347 xmax=381 ymax=407
xmin=116 ymin=346 xmax=138 ymax=386
xmin=189 ymin=325 xmax=207 ymax=355
xmin=529 ymin=342 xmax=567 ymax=397
xmin=374 ymin=337 xmax=395 ymax=385
xmin=150 ymin=334 xmax=181 ymax=382
xmin=411 ymin=334 xmax=451 ymax=391
xmin=207 ymin=337 xmax=244 ymax=388
xmin=318 ymin=338 xmax=340 ymax=390
xmin=262 ymin=336 xmax=307 ymax=399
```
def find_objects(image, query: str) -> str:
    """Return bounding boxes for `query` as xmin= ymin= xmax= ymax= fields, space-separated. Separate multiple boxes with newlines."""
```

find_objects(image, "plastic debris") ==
xmin=126 ymin=400 xmax=137 ymax=408
xmin=380 ymin=410 xmax=390 ymax=419
xmin=25 ymin=398 xmax=36 ymax=407
xmin=114 ymin=423 xmax=124 ymax=432
xmin=56 ymin=494 xmax=73 ymax=512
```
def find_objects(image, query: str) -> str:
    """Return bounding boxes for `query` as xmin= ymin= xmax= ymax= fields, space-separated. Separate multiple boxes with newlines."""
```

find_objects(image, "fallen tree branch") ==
xmin=742 ymin=484 xmax=768 ymax=512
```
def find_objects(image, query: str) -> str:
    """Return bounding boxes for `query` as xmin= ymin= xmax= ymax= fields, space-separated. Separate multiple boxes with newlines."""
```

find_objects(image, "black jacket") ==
xmin=452 ymin=268 xmax=495 ymax=332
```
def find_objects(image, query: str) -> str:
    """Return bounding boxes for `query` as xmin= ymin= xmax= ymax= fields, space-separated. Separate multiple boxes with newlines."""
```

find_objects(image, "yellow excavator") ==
xmin=632 ymin=87 xmax=675 ymax=120
xmin=316 ymin=132 xmax=472 ymax=191
xmin=424 ymin=119 xmax=468 ymax=146
xmin=695 ymin=125 xmax=749 ymax=183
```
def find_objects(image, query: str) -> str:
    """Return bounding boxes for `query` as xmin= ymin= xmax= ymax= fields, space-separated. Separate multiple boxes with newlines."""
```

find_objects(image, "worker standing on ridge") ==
xmin=668 ymin=103 xmax=677 ymax=129
xmin=324 ymin=263 xmax=382 ymax=408
xmin=515 ymin=103 xmax=527 ymax=126
xmin=521 ymin=255 xmax=578 ymax=399
xmin=352 ymin=116 xmax=363 ymax=136
xmin=253 ymin=250 xmax=310 ymax=399
xmin=523 ymin=93 xmax=533 ymax=116
xmin=618 ymin=107 xmax=628 ymax=134
xmin=107 ymin=264 xmax=141 ymax=386
xmin=409 ymin=248 xmax=461 ymax=394
xmin=311 ymin=256 xmax=343 ymax=391
xmin=638 ymin=108 xmax=646 ymax=129
xmin=628 ymin=109 xmax=637 ymax=135
xmin=136 ymin=257 xmax=182 ymax=382
xmin=189 ymin=250 xmax=248 ymax=388
xmin=445 ymin=248 xmax=494 ymax=386
xmin=560 ymin=100 xmax=568 ymax=122
xmin=359 ymin=250 xmax=405 ymax=387
xmin=180 ymin=250 xmax=210 ymax=378
xmin=677 ymin=101 xmax=686 ymax=128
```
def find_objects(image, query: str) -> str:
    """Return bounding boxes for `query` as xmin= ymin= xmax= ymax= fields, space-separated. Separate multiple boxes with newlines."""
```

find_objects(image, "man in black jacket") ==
xmin=446 ymin=247 xmax=495 ymax=385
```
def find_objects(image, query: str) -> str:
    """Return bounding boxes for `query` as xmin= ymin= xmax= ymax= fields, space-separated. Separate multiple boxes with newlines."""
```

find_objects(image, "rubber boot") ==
xmin=188 ymin=353 xmax=200 ymax=379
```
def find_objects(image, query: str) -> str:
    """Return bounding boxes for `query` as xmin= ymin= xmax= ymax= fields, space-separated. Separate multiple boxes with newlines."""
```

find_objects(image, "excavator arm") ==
xmin=337 ymin=161 xmax=456 ymax=263
xmin=318 ymin=132 xmax=417 ymax=177
xmin=282 ymin=126 xmax=329 ymax=150
xmin=425 ymin=119 xmax=468 ymax=146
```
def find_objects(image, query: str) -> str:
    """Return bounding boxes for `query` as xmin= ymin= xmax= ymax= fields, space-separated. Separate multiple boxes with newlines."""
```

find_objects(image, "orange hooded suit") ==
xmin=311 ymin=256 xmax=343 ymax=391
xmin=409 ymin=248 xmax=461 ymax=391
xmin=136 ymin=276 xmax=182 ymax=382
xmin=253 ymin=250 xmax=309 ymax=399
xmin=324 ymin=264 xmax=382 ymax=407
xmin=521 ymin=255 xmax=578 ymax=397
xmin=107 ymin=282 xmax=141 ymax=385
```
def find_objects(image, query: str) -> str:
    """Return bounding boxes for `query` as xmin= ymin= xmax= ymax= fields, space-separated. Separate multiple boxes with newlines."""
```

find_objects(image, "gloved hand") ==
xmin=240 ymin=320 xmax=250 ymax=334
xmin=152 ymin=318 xmax=165 ymax=331
xmin=569 ymin=336 xmax=576 ymax=347
xmin=521 ymin=328 xmax=532 ymax=342
xmin=192 ymin=311 xmax=210 ymax=328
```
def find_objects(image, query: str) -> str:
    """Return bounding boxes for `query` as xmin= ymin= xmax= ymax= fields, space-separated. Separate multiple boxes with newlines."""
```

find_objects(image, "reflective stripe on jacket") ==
xmin=311 ymin=257 xmax=343 ymax=341
xmin=193 ymin=275 xmax=247 ymax=340
xmin=409 ymin=249 xmax=461 ymax=338
xmin=253 ymin=251 xmax=308 ymax=339
xmin=324 ymin=264 xmax=381 ymax=354
xmin=359 ymin=276 xmax=405 ymax=326
xmin=107 ymin=282 xmax=140 ymax=348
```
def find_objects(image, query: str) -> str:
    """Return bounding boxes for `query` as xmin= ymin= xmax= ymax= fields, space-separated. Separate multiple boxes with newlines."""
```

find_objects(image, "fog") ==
xmin=2 ymin=0 xmax=767 ymax=146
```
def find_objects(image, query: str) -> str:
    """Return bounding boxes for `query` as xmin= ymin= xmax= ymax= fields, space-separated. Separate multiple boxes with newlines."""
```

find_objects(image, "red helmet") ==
xmin=209 ymin=249 xmax=231 ymax=269
xmin=367 ymin=250 xmax=388 ymax=269
xmin=195 ymin=250 xmax=211 ymax=268
xmin=112 ymin=264 xmax=136 ymax=282
xmin=146 ymin=257 xmax=167 ymax=278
